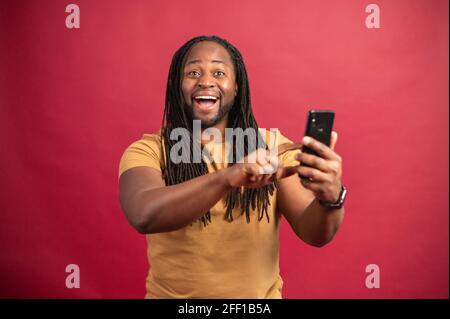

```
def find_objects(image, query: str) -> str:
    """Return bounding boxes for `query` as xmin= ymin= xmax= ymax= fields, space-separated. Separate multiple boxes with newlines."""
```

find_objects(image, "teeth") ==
xmin=194 ymin=96 xmax=218 ymax=100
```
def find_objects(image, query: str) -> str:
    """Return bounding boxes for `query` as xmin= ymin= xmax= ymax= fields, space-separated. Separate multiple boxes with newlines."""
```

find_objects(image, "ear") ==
xmin=234 ymin=83 xmax=238 ymax=96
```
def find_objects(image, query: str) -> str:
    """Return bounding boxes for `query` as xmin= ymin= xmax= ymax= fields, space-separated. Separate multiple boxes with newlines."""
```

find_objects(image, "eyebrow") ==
xmin=185 ymin=59 xmax=226 ymax=65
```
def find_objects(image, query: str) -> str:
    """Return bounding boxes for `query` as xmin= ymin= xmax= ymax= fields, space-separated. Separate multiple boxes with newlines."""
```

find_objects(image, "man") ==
xmin=118 ymin=35 xmax=346 ymax=298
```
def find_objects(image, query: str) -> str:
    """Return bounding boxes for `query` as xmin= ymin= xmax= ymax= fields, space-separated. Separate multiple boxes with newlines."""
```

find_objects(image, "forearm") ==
xmin=135 ymin=169 xmax=232 ymax=234
xmin=294 ymin=198 xmax=345 ymax=247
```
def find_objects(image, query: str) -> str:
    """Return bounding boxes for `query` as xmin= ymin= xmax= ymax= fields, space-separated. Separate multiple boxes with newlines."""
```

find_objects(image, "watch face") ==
xmin=340 ymin=186 xmax=347 ymax=202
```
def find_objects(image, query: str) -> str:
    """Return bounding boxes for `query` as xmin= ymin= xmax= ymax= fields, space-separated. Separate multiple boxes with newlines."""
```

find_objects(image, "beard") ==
xmin=184 ymin=98 xmax=234 ymax=129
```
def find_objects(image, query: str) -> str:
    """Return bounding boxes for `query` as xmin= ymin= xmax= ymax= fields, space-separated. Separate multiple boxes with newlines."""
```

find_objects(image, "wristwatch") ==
xmin=319 ymin=185 xmax=347 ymax=209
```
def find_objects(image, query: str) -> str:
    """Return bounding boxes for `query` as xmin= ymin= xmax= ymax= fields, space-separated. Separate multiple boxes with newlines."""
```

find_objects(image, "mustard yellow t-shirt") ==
xmin=118 ymin=128 xmax=299 ymax=299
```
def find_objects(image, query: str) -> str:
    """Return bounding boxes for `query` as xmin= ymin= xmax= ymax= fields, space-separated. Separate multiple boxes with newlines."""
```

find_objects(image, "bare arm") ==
xmin=277 ymin=174 xmax=344 ymax=247
xmin=119 ymin=167 xmax=231 ymax=234
xmin=119 ymin=143 xmax=302 ymax=234
xmin=277 ymin=131 xmax=345 ymax=247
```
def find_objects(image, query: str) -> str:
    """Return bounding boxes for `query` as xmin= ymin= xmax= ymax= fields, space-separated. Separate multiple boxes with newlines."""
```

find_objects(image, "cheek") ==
xmin=220 ymin=81 xmax=236 ymax=100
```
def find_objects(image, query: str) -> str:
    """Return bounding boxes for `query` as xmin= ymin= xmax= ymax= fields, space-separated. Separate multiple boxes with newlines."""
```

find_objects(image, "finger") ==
xmin=245 ymin=164 xmax=261 ymax=180
xmin=296 ymin=152 xmax=330 ymax=172
xmin=275 ymin=142 xmax=303 ymax=157
xmin=300 ymin=178 xmax=325 ymax=194
xmin=250 ymin=171 xmax=264 ymax=183
xmin=256 ymin=153 xmax=275 ymax=174
xmin=256 ymin=153 xmax=269 ymax=167
xmin=297 ymin=166 xmax=329 ymax=183
xmin=259 ymin=163 xmax=276 ymax=175
xmin=265 ymin=153 xmax=280 ymax=172
xmin=244 ymin=149 xmax=268 ymax=165
xmin=330 ymin=131 xmax=338 ymax=151
xmin=302 ymin=136 xmax=339 ymax=161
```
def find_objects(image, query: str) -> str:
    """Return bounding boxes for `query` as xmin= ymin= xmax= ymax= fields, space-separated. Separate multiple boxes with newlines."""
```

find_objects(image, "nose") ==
xmin=197 ymin=73 xmax=216 ymax=88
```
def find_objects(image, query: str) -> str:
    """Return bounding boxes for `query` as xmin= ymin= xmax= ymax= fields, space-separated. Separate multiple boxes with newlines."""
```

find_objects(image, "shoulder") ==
xmin=118 ymin=129 xmax=164 ymax=178
xmin=123 ymin=129 xmax=164 ymax=155
xmin=138 ymin=129 xmax=163 ymax=148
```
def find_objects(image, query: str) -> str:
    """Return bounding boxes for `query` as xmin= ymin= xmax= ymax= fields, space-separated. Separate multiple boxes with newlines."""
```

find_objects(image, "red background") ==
xmin=0 ymin=0 xmax=448 ymax=298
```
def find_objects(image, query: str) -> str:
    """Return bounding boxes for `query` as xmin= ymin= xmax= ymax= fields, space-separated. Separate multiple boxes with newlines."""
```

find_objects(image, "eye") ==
xmin=187 ymin=70 xmax=200 ymax=77
xmin=214 ymin=71 xmax=225 ymax=77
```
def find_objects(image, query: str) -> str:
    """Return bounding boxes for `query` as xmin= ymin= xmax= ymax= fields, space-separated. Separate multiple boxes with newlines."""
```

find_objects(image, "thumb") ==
xmin=330 ymin=131 xmax=338 ymax=150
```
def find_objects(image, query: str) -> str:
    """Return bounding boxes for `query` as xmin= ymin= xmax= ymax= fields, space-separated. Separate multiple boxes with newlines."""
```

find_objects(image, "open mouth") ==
xmin=193 ymin=95 xmax=219 ymax=112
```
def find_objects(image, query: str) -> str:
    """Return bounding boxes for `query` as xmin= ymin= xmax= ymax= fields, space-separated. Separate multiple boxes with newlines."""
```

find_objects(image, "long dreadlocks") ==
xmin=160 ymin=35 xmax=276 ymax=226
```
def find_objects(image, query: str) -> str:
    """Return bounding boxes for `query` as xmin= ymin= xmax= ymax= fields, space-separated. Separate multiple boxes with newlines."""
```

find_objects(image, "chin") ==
xmin=198 ymin=119 xmax=218 ymax=129
xmin=194 ymin=114 xmax=219 ymax=127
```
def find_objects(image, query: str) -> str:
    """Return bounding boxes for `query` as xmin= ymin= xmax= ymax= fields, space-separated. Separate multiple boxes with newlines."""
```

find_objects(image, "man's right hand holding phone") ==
xmin=296 ymin=131 xmax=344 ymax=205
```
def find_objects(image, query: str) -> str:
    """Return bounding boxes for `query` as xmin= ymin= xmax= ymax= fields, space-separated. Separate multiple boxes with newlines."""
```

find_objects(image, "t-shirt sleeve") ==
xmin=118 ymin=133 xmax=163 ymax=179
xmin=276 ymin=130 xmax=300 ymax=168
xmin=259 ymin=128 xmax=300 ymax=168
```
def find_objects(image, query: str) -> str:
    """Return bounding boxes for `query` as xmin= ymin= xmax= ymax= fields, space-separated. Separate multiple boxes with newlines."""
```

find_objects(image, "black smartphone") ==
xmin=301 ymin=109 xmax=335 ymax=158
